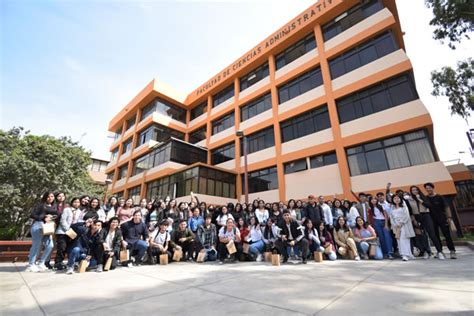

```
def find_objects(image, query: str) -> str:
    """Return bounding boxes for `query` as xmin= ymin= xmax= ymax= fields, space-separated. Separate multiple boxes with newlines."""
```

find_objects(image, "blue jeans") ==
xmin=67 ymin=247 xmax=98 ymax=268
xmin=129 ymin=240 xmax=148 ymax=262
xmin=204 ymin=248 xmax=217 ymax=261
xmin=249 ymin=240 xmax=264 ymax=256
xmin=374 ymin=219 xmax=393 ymax=256
xmin=357 ymin=241 xmax=383 ymax=260
xmin=28 ymin=221 xmax=53 ymax=265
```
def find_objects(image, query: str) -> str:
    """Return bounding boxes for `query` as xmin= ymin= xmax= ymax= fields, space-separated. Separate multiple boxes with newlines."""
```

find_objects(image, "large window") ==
xmin=140 ymin=97 xmax=186 ymax=123
xmin=122 ymin=138 xmax=133 ymax=154
xmin=132 ymin=154 xmax=151 ymax=176
xmin=310 ymin=152 xmax=338 ymax=169
xmin=284 ymin=158 xmax=308 ymax=174
xmin=118 ymin=164 xmax=128 ymax=180
xmin=240 ymin=93 xmax=272 ymax=122
xmin=111 ymin=148 xmax=119 ymax=161
xmin=240 ymin=62 xmax=269 ymax=91
xmin=137 ymin=124 xmax=184 ymax=147
xmin=191 ymin=101 xmax=208 ymax=120
xmin=347 ymin=130 xmax=436 ymax=176
xmin=189 ymin=126 xmax=207 ymax=144
xmin=329 ymin=31 xmax=399 ymax=79
xmin=126 ymin=116 xmax=136 ymax=131
xmin=276 ymin=33 xmax=317 ymax=70
xmin=337 ymin=73 xmax=419 ymax=123
xmin=245 ymin=167 xmax=278 ymax=193
xmin=212 ymin=112 xmax=235 ymax=135
xmin=146 ymin=166 xmax=236 ymax=200
xmin=88 ymin=159 xmax=108 ymax=172
xmin=280 ymin=105 xmax=330 ymax=143
xmin=211 ymin=142 xmax=235 ymax=165
xmin=278 ymin=67 xmax=323 ymax=104
xmin=113 ymin=128 xmax=122 ymax=141
xmin=241 ymin=126 xmax=275 ymax=155
xmin=128 ymin=186 xmax=141 ymax=205
xmin=213 ymin=84 xmax=234 ymax=108
xmin=322 ymin=0 xmax=384 ymax=41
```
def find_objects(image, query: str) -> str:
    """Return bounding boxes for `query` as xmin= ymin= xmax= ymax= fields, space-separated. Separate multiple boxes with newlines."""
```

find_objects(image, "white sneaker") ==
xmin=437 ymin=252 xmax=446 ymax=260
xmin=423 ymin=253 xmax=430 ymax=260
xmin=402 ymin=256 xmax=408 ymax=261
xmin=355 ymin=256 xmax=361 ymax=261
xmin=96 ymin=264 xmax=103 ymax=273
xmin=256 ymin=254 xmax=263 ymax=262
xmin=66 ymin=267 xmax=74 ymax=274
xmin=127 ymin=262 xmax=134 ymax=268
xmin=450 ymin=251 xmax=457 ymax=259
xmin=26 ymin=264 xmax=40 ymax=272
xmin=37 ymin=263 xmax=48 ymax=272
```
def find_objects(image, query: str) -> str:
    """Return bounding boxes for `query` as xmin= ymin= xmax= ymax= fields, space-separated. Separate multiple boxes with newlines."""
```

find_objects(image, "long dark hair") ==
xmin=41 ymin=191 xmax=55 ymax=204
xmin=355 ymin=216 xmax=368 ymax=230
xmin=263 ymin=217 xmax=275 ymax=239
xmin=334 ymin=216 xmax=349 ymax=232
xmin=303 ymin=218 xmax=316 ymax=239
xmin=287 ymin=199 xmax=296 ymax=210
xmin=369 ymin=196 xmax=384 ymax=217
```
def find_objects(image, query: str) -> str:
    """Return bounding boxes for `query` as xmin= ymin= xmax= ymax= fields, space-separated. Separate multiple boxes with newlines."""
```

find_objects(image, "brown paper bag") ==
xmin=242 ymin=243 xmax=250 ymax=254
xmin=196 ymin=250 xmax=206 ymax=263
xmin=395 ymin=227 xmax=401 ymax=239
xmin=264 ymin=252 xmax=272 ymax=262
xmin=172 ymin=249 xmax=183 ymax=262
xmin=42 ymin=222 xmax=56 ymax=236
xmin=449 ymin=220 xmax=457 ymax=233
xmin=78 ymin=260 xmax=89 ymax=273
xmin=271 ymin=254 xmax=280 ymax=266
xmin=104 ymin=257 xmax=113 ymax=271
xmin=119 ymin=249 xmax=129 ymax=262
xmin=226 ymin=240 xmax=237 ymax=254
xmin=369 ymin=244 xmax=376 ymax=258
xmin=65 ymin=228 xmax=77 ymax=239
xmin=314 ymin=251 xmax=323 ymax=262
xmin=159 ymin=254 xmax=168 ymax=265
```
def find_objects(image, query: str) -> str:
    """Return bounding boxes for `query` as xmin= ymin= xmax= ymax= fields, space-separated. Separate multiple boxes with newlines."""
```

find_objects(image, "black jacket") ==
xmin=121 ymin=220 xmax=148 ymax=244
xmin=102 ymin=228 xmax=123 ymax=253
xmin=303 ymin=203 xmax=324 ymax=225
xmin=277 ymin=220 xmax=304 ymax=242
xmin=30 ymin=203 xmax=57 ymax=222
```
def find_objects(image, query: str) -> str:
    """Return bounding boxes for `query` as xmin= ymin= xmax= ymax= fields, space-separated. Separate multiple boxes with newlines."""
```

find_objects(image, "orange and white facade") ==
xmin=105 ymin=0 xmax=456 ymax=204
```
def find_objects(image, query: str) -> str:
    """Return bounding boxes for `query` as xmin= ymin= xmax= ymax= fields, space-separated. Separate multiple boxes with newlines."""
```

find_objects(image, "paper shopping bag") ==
xmin=159 ymin=254 xmax=169 ymax=265
xmin=271 ymin=254 xmax=280 ymax=266
xmin=314 ymin=251 xmax=323 ymax=262
xmin=242 ymin=243 xmax=250 ymax=254
xmin=78 ymin=259 xmax=89 ymax=273
xmin=65 ymin=228 xmax=77 ymax=239
xmin=196 ymin=250 xmax=206 ymax=263
xmin=104 ymin=257 xmax=113 ymax=271
xmin=264 ymin=252 xmax=272 ymax=262
xmin=42 ymin=222 xmax=56 ymax=236
xmin=119 ymin=249 xmax=129 ymax=262
xmin=226 ymin=240 xmax=237 ymax=255
xmin=172 ymin=249 xmax=183 ymax=262
xmin=369 ymin=244 xmax=376 ymax=258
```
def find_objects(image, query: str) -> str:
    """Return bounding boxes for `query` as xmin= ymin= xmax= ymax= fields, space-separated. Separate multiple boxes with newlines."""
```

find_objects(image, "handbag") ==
xmin=449 ymin=219 xmax=457 ymax=233
xmin=42 ymin=222 xmax=56 ymax=236
xmin=196 ymin=250 xmax=206 ymax=263
xmin=65 ymin=228 xmax=77 ymax=239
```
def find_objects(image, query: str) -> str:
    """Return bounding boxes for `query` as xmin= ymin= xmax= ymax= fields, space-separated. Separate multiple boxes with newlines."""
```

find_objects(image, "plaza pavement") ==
xmin=1 ymin=247 xmax=473 ymax=316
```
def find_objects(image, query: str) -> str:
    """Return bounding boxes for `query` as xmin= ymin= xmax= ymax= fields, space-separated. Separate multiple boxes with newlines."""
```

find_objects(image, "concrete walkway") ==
xmin=1 ymin=247 xmax=473 ymax=316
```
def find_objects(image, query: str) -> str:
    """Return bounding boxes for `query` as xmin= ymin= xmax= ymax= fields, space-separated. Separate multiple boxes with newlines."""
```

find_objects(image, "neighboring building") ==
xmin=87 ymin=157 xmax=109 ymax=185
xmin=447 ymin=163 xmax=474 ymax=229
xmin=105 ymin=0 xmax=457 ymax=206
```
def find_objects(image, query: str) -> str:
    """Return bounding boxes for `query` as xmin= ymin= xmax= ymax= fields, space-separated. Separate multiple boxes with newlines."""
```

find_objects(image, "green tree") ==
xmin=0 ymin=127 xmax=104 ymax=240
xmin=425 ymin=0 xmax=474 ymax=118
xmin=425 ymin=0 xmax=474 ymax=49
xmin=431 ymin=58 xmax=474 ymax=118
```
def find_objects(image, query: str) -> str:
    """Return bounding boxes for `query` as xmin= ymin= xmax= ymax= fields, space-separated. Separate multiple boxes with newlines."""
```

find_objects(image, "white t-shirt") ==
xmin=151 ymin=230 xmax=169 ymax=246
xmin=216 ymin=213 xmax=234 ymax=227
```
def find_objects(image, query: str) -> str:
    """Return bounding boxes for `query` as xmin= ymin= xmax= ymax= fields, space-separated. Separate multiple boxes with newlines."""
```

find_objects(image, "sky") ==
xmin=1 ymin=0 xmax=473 ymax=165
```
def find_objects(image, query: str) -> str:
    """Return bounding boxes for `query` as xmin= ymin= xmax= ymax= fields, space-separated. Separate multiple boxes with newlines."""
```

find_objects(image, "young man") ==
xmin=218 ymin=218 xmax=242 ymax=264
xmin=196 ymin=215 xmax=217 ymax=261
xmin=188 ymin=207 xmax=204 ymax=234
xmin=276 ymin=210 xmax=309 ymax=264
xmin=148 ymin=220 xmax=171 ymax=262
xmin=121 ymin=210 xmax=149 ymax=266
xmin=318 ymin=196 xmax=333 ymax=230
xmin=302 ymin=195 xmax=324 ymax=229
xmin=424 ymin=182 xmax=456 ymax=259
xmin=171 ymin=220 xmax=196 ymax=261
xmin=354 ymin=193 xmax=370 ymax=222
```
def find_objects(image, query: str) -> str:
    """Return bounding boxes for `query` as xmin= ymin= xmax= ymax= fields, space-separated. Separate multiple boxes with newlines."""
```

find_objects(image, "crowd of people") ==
xmin=26 ymin=182 xmax=457 ymax=274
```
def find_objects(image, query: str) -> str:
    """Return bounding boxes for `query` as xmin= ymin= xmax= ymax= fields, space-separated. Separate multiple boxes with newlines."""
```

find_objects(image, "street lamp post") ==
xmin=236 ymin=130 xmax=249 ymax=204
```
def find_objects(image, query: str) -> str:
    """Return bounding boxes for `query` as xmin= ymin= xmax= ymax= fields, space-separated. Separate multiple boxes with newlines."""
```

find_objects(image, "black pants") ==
xmin=89 ymin=242 xmax=104 ymax=265
xmin=176 ymin=240 xmax=195 ymax=260
xmin=432 ymin=216 xmax=455 ymax=252
xmin=218 ymin=241 xmax=242 ymax=261
xmin=54 ymin=234 xmax=69 ymax=267
xmin=275 ymin=238 xmax=309 ymax=260
xmin=103 ymin=250 xmax=119 ymax=269
xmin=416 ymin=213 xmax=442 ymax=253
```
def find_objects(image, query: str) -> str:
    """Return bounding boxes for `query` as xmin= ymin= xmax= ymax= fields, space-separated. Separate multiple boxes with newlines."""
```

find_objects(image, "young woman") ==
xmin=368 ymin=196 xmax=393 ymax=259
xmin=118 ymin=197 xmax=125 ymax=208
xmin=116 ymin=198 xmax=134 ymax=224
xmin=165 ymin=199 xmax=180 ymax=231
xmin=102 ymin=217 xmax=124 ymax=270
xmin=26 ymin=191 xmax=57 ymax=272
xmin=232 ymin=203 xmax=244 ymax=223
xmin=103 ymin=196 xmax=118 ymax=222
xmin=83 ymin=198 xmax=105 ymax=222
xmin=332 ymin=199 xmax=345 ymax=226
xmin=346 ymin=201 xmax=359 ymax=228
xmin=199 ymin=201 xmax=208 ymax=217
xmin=262 ymin=217 xmax=280 ymax=252
xmin=145 ymin=201 xmax=159 ymax=228
xmin=216 ymin=206 xmax=234 ymax=230
xmin=177 ymin=201 xmax=190 ymax=222
xmin=390 ymin=195 xmax=416 ymax=261
xmin=218 ymin=218 xmax=242 ymax=264
xmin=247 ymin=216 xmax=264 ymax=261
xmin=54 ymin=197 xmax=80 ymax=270
xmin=287 ymin=199 xmax=302 ymax=224
xmin=304 ymin=219 xmax=324 ymax=258
xmin=334 ymin=216 xmax=360 ymax=261
xmin=255 ymin=200 xmax=269 ymax=225
xmin=270 ymin=202 xmax=283 ymax=224
xmin=318 ymin=222 xmax=337 ymax=260
xmin=353 ymin=216 xmax=383 ymax=260
xmin=246 ymin=204 xmax=256 ymax=222
xmin=237 ymin=217 xmax=249 ymax=242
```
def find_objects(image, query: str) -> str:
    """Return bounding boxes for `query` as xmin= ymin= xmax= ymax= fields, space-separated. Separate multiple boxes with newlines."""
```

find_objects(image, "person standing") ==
xmin=390 ymin=195 xmax=415 ymax=261
xmin=353 ymin=192 xmax=370 ymax=222
xmin=424 ymin=182 xmax=456 ymax=259
xmin=302 ymin=195 xmax=324 ymax=229
xmin=318 ymin=196 xmax=333 ymax=231
xmin=54 ymin=197 xmax=80 ymax=270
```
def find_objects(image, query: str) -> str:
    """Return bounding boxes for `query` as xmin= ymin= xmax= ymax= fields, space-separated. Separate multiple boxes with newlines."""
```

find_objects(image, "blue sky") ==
xmin=1 ymin=0 xmax=473 ymax=165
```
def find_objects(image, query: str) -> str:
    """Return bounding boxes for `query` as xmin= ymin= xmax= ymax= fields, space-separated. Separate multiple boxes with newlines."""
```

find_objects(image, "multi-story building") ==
xmin=87 ymin=157 xmax=109 ymax=185
xmin=105 ymin=0 xmax=457 ymax=207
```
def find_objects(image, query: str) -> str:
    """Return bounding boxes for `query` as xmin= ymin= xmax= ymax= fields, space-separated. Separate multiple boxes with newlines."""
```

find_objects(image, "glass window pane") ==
xmin=385 ymin=145 xmax=411 ymax=169
xmin=406 ymin=139 xmax=435 ymax=165
xmin=348 ymin=153 xmax=368 ymax=176
xmin=366 ymin=149 xmax=389 ymax=173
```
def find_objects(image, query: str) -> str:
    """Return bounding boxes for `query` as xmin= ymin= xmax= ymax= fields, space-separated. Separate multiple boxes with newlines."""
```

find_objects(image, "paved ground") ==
xmin=1 ymin=247 xmax=473 ymax=316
